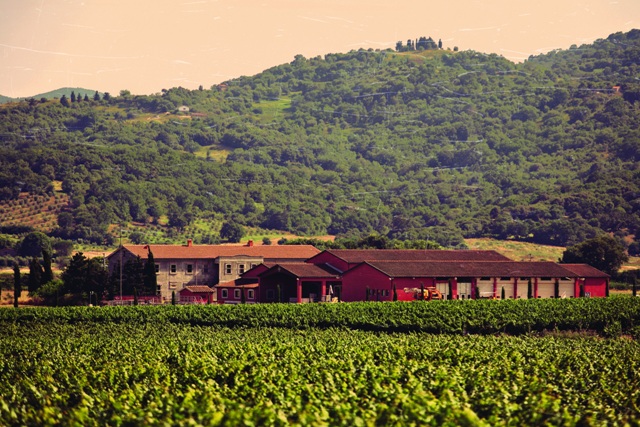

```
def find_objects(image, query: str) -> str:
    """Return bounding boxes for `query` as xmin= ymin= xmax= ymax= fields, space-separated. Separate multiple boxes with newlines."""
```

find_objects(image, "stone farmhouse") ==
xmin=106 ymin=240 xmax=320 ymax=301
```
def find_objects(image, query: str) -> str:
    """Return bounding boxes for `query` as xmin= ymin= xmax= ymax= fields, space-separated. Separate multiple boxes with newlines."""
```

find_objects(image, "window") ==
xmin=186 ymin=264 xmax=193 ymax=274
xmin=238 ymin=264 xmax=246 ymax=274
xmin=247 ymin=290 xmax=255 ymax=299
xmin=250 ymin=263 xmax=257 ymax=269
xmin=234 ymin=289 xmax=241 ymax=299
xmin=156 ymin=285 xmax=161 ymax=295
xmin=203 ymin=265 xmax=209 ymax=274
xmin=154 ymin=264 xmax=160 ymax=274
xmin=221 ymin=289 xmax=228 ymax=299
xmin=170 ymin=264 xmax=177 ymax=274
xmin=225 ymin=264 xmax=232 ymax=275
xmin=169 ymin=282 xmax=177 ymax=289
xmin=500 ymin=277 xmax=510 ymax=281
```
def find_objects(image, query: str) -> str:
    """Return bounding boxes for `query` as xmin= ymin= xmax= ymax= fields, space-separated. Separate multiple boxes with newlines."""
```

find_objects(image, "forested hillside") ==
xmin=1 ymin=30 xmax=639 ymax=250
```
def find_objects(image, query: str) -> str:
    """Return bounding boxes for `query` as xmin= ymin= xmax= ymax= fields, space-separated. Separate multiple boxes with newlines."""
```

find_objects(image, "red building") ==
xmin=214 ymin=249 xmax=610 ymax=303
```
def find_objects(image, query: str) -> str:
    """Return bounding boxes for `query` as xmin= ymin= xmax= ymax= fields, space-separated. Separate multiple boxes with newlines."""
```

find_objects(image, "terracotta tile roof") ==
xmin=318 ymin=249 xmax=512 ymax=263
xmin=215 ymin=279 xmax=259 ymax=289
xmin=181 ymin=286 xmax=215 ymax=293
xmin=108 ymin=244 xmax=319 ymax=261
xmin=358 ymin=261 xmax=583 ymax=278
xmin=263 ymin=262 xmax=342 ymax=279
xmin=559 ymin=264 xmax=610 ymax=278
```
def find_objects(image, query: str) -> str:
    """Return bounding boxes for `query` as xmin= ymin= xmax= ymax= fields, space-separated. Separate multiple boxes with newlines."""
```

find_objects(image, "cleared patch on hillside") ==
xmin=193 ymin=144 xmax=231 ymax=162
xmin=465 ymin=238 xmax=565 ymax=262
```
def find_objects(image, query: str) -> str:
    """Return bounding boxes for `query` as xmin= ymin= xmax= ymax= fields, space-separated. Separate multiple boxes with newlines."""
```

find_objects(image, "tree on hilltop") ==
xmin=561 ymin=235 xmax=628 ymax=276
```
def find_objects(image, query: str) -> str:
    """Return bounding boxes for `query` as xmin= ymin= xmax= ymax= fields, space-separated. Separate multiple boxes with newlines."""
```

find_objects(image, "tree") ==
xmin=392 ymin=282 xmax=398 ymax=301
xmin=60 ymin=252 xmax=108 ymax=300
xmin=561 ymin=235 xmax=629 ymax=276
xmin=143 ymin=248 xmax=158 ymax=295
xmin=19 ymin=232 xmax=52 ymax=258
xmin=501 ymin=286 xmax=505 ymax=300
xmin=60 ymin=95 xmax=69 ymax=107
xmin=70 ymin=91 xmax=76 ymax=103
xmin=93 ymin=91 xmax=101 ymax=101
xmin=220 ymin=221 xmax=245 ymax=243
xmin=28 ymin=257 xmax=43 ymax=295
xmin=13 ymin=263 xmax=21 ymax=308
xmin=41 ymin=248 xmax=54 ymax=285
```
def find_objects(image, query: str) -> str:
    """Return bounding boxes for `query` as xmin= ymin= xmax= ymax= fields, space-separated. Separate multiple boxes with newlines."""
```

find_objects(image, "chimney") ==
xmin=247 ymin=240 xmax=254 ymax=247
xmin=187 ymin=239 xmax=192 ymax=247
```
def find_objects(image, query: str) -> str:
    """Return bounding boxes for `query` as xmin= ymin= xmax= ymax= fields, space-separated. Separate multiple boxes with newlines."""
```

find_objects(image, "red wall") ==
xmin=306 ymin=252 xmax=350 ymax=272
xmin=342 ymin=264 xmax=392 ymax=301
xmin=584 ymin=277 xmax=608 ymax=297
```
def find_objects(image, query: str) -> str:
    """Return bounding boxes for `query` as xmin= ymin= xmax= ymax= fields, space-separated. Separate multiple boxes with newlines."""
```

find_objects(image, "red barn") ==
xmin=211 ymin=249 xmax=610 ymax=303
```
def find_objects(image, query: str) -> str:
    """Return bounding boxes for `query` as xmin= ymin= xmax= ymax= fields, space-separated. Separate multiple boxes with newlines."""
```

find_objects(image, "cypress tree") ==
xmin=632 ymin=277 xmax=637 ymax=297
xmin=13 ymin=263 xmax=21 ymax=308
xmin=144 ymin=248 xmax=158 ymax=295
xmin=393 ymin=283 xmax=398 ymax=301
xmin=28 ymin=257 xmax=43 ymax=295
xmin=133 ymin=287 xmax=139 ymax=305
xmin=501 ymin=286 xmax=505 ymax=300
xmin=527 ymin=278 xmax=533 ymax=299
xmin=41 ymin=249 xmax=54 ymax=285
xmin=171 ymin=290 xmax=176 ymax=305
xmin=240 ymin=287 xmax=246 ymax=304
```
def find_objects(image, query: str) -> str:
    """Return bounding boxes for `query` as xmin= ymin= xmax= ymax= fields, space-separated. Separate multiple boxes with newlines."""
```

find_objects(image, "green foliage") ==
xmin=1 ymin=31 xmax=640 ymax=249
xmin=60 ymin=252 xmax=108 ymax=301
xmin=1 ymin=302 xmax=640 ymax=424
xmin=19 ymin=232 xmax=51 ymax=258
xmin=561 ymin=235 xmax=629 ymax=275
xmin=219 ymin=221 xmax=245 ymax=243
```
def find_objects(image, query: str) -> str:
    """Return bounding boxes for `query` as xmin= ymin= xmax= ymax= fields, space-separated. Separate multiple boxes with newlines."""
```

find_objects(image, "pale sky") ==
xmin=1 ymin=0 xmax=638 ymax=98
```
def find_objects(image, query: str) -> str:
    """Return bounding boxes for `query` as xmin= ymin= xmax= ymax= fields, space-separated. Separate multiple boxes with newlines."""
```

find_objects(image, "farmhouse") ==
xmin=215 ymin=249 xmax=610 ymax=303
xmin=106 ymin=240 xmax=319 ymax=301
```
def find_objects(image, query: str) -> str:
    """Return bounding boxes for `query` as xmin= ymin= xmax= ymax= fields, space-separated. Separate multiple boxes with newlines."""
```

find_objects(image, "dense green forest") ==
xmin=1 ymin=30 xmax=639 ymax=251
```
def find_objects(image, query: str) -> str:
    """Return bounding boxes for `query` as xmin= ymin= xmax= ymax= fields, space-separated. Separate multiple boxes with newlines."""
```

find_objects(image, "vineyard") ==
xmin=1 ymin=299 xmax=639 ymax=425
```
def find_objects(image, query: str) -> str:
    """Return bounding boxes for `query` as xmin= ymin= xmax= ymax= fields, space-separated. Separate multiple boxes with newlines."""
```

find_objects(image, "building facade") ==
xmin=106 ymin=240 xmax=319 ymax=301
xmin=215 ymin=249 xmax=610 ymax=303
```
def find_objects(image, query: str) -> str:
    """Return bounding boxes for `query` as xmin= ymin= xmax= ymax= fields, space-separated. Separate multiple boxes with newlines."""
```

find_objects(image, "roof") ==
xmin=108 ymin=244 xmax=320 ymax=261
xmin=215 ymin=279 xmax=259 ymax=289
xmin=262 ymin=262 xmax=342 ymax=279
xmin=354 ymin=261 xmax=586 ymax=278
xmin=314 ymin=249 xmax=512 ymax=263
xmin=181 ymin=286 xmax=215 ymax=293
xmin=559 ymin=264 xmax=610 ymax=278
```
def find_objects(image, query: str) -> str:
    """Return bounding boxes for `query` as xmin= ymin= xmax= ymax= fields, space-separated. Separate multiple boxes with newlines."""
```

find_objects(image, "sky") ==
xmin=1 ymin=0 xmax=638 ymax=98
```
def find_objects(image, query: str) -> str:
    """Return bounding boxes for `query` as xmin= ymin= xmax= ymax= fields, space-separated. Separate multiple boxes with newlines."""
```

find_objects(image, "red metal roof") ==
xmin=263 ymin=262 xmax=342 ymax=279
xmin=559 ymin=264 xmax=610 ymax=278
xmin=108 ymin=243 xmax=319 ymax=261
xmin=357 ymin=261 xmax=583 ymax=278
xmin=314 ymin=249 xmax=512 ymax=263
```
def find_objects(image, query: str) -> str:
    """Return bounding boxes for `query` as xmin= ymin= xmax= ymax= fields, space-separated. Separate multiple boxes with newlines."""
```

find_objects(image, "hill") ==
xmin=0 ymin=87 xmax=101 ymax=104
xmin=0 ymin=30 xmax=639 ymax=252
